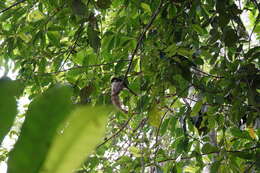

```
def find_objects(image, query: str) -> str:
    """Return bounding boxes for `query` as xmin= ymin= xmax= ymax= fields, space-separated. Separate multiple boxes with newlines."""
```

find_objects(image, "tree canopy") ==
xmin=0 ymin=0 xmax=260 ymax=172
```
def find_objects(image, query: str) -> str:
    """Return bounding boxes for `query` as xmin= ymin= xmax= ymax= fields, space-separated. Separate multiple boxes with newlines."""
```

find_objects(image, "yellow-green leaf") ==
xmin=27 ymin=10 xmax=45 ymax=22
xmin=148 ymin=106 xmax=162 ymax=128
xmin=41 ymin=106 xmax=112 ymax=173
xmin=141 ymin=3 xmax=152 ymax=14
xmin=129 ymin=146 xmax=141 ymax=157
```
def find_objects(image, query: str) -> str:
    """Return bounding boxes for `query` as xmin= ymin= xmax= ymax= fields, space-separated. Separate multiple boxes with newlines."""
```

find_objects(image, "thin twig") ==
xmin=0 ymin=0 xmax=25 ymax=14
xmin=252 ymin=0 xmax=260 ymax=14
xmin=249 ymin=0 xmax=260 ymax=49
xmin=123 ymin=0 xmax=164 ymax=81
xmin=153 ymin=112 xmax=168 ymax=157
xmin=146 ymin=146 xmax=259 ymax=167
xmin=59 ymin=22 xmax=85 ymax=70
xmin=36 ymin=59 xmax=130 ymax=76
xmin=248 ymin=11 xmax=260 ymax=49
xmin=97 ymin=114 xmax=134 ymax=148
xmin=192 ymin=67 xmax=224 ymax=79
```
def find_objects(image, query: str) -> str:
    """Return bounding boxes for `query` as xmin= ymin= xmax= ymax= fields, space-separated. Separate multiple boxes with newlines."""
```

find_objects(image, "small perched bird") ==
xmin=111 ymin=77 xmax=137 ymax=113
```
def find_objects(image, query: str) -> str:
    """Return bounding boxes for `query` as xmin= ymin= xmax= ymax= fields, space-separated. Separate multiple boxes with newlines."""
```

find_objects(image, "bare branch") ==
xmin=96 ymin=114 xmax=134 ymax=148
xmin=123 ymin=0 xmax=164 ymax=81
xmin=35 ymin=59 xmax=130 ymax=76
xmin=0 ymin=0 xmax=25 ymax=14
xmin=192 ymin=67 xmax=224 ymax=79
xmin=146 ymin=146 xmax=259 ymax=167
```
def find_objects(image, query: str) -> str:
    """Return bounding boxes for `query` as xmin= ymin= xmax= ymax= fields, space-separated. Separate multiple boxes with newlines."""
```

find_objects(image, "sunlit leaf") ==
xmin=148 ymin=105 xmax=162 ymax=128
xmin=41 ymin=106 xmax=111 ymax=173
xmin=7 ymin=86 xmax=73 ymax=173
xmin=27 ymin=10 xmax=45 ymax=22
xmin=129 ymin=146 xmax=141 ymax=157
xmin=141 ymin=3 xmax=152 ymax=14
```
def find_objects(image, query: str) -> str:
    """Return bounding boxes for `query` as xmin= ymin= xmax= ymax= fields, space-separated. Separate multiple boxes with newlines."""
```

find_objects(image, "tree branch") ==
xmin=191 ymin=67 xmax=224 ymax=79
xmin=0 ymin=0 xmax=25 ymax=14
xmin=96 ymin=114 xmax=134 ymax=148
xmin=36 ymin=59 xmax=130 ymax=76
xmin=146 ymin=146 xmax=259 ymax=167
xmin=59 ymin=22 xmax=85 ymax=70
xmin=123 ymin=0 xmax=164 ymax=81
xmin=252 ymin=0 xmax=260 ymax=15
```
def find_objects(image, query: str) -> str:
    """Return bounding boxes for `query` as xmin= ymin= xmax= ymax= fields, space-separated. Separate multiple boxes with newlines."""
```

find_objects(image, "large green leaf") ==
xmin=40 ymin=106 xmax=111 ymax=173
xmin=7 ymin=86 xmax=73 ymax=173
xmin=0 ymin=78 xmax=19 ymax=143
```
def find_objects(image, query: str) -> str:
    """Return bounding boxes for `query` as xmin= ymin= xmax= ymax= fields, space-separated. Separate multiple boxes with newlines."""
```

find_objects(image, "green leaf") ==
xmin=88 ymin=26 xmax=101 ymax=53
xmin=201 ymin=143 xmax=218 ymax=154
xmin=231 ymin=151 xmax=255 ymax=160
xmin=210 ymin=161 xmax=221 ymax=173
xmin=191 ymin=100 xmax=203 ymax=116
xmin=129 ymin=146 xmax=141 ymax=157
xmin=47 ymin=31 xmax=60 ymax=46
xmin=0 ymin=78 xmax=18 ymax=143
xmin=141 ymin=3 xmax=152 ymax=14
xmin=41 ymin=106 xmax=111 ymax=173
xmin=148 ymin=105 xmax=162 ymax=128
xmin=27 ymin=10 xmax=45 ymax=22
xmin=192 ymin=24 xmax=207 ymax=35
xmin=175 ymin=137 xmax=189 ymax=154
xmin=176 ymin=48 xmax=194 ymax=57
xmin=7 ymin=86 xmax=73 ymax=173
xmin=167 ymin=5 xmax=177 ymax=19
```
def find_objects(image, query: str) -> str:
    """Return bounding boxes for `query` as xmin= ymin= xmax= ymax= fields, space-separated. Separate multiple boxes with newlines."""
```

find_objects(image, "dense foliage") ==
xmin=0 ymin=0 xmax=260 ymax=172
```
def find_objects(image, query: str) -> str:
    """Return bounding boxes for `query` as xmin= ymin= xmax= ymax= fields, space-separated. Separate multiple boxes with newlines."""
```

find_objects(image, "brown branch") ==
xmin=192 ymin=67 xmax=224 ymax=79
xmin=59 ymin=23 xmax=85 ymax=70
xmin=146 ymin=146 xmax=259 ymax=167
xmin=153 ymin=86 xmax=190 ymax=159
xmin=248 ymin=14 xmax=260 ymax=49
xmin=35 ymin=59 xmax=130 ymax=76
xmin=153 ymin=112 xmax=168 ymax=157
xmin=0 ymin=0 xmax=25 ymax=14
xmin=96 ymin=114 xmax=134 ymax=148
xmin=252 ymin=0 xmax=260 ymax=15
xmin=123 ymin=0 xmax=164 ymax=81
